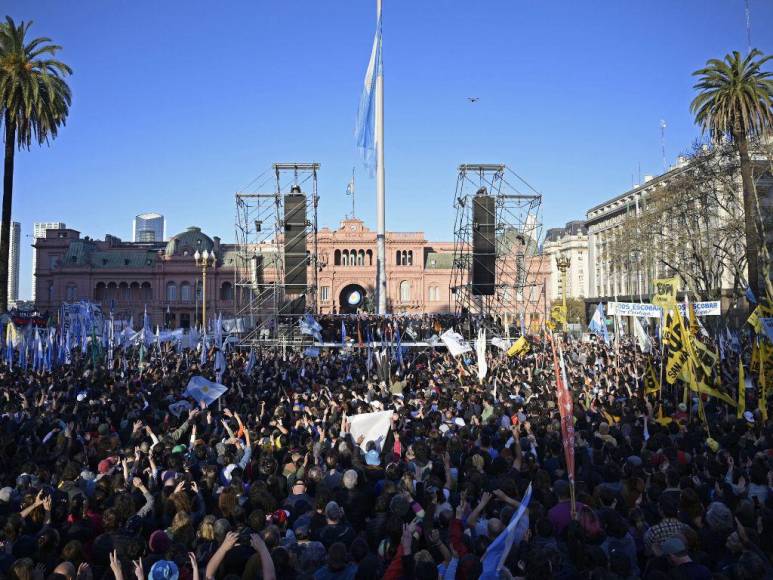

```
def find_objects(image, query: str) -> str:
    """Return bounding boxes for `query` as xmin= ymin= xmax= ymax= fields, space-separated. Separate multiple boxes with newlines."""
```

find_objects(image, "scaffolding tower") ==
xmin=234 ymin=163 xmax=319 ymax=346
xmin=450 ymin=164 xmax=543 ymax=323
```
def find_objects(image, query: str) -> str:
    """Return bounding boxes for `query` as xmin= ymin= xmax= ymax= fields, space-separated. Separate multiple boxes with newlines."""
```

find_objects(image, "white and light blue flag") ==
xmin=354 ymin=16 xmax=382 ymax=174
xmin=184 ymin=375 xmax=228 ymax=408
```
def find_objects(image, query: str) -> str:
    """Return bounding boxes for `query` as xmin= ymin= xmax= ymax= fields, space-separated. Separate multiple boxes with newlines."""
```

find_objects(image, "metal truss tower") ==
xmin=450 ymin=163 xmax=543 ymax=322
xmin=234 ymin=163 xmax=319 ymax=346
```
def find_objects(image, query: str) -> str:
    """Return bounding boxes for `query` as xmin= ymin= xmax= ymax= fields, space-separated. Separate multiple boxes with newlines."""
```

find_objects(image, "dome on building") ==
xmin=165 ymin=226 xmax=214 ymax=257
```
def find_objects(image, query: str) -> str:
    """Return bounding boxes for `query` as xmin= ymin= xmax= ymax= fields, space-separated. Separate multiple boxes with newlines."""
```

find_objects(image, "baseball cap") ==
xmin=148 ymin=560 xmax=179 ymax=580
xmin=365 ymin=449 xmax=380 ymax=466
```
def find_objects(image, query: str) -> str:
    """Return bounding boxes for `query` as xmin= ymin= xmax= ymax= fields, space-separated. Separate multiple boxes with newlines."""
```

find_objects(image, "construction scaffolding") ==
xmin=234 ymin=163 xmax=319 ymax=346
xmin=450 ymin=163 xmax=543 ymax=323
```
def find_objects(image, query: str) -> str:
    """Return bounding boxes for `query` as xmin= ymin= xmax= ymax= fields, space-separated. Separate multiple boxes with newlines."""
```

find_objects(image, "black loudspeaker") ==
xmin=284 ymin=193 xmax=307 ymax=288
xmin=472 ymin=194 xmax=496 ymax=295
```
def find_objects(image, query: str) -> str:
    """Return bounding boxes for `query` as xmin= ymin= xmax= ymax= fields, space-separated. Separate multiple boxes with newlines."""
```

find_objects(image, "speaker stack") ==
xmin=471 ymin=189 xmax=496 ymax=295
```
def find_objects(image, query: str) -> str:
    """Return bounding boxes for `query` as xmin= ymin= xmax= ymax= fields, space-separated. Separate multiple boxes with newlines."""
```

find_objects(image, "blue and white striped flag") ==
xmin=589 ymin=303 xmax=610 ymax=344
xmin=354 ymin=16 xmax=382 ymax=174
xmin=184 ymin=375 xmax=228 ymax=408
xmin=480 ymin=483 xmax=532 ymax=578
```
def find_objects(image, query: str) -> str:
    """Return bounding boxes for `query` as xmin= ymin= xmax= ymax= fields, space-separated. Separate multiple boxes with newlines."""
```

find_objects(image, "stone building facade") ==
xmin=33 ymin=218 xmax=550 ymax=329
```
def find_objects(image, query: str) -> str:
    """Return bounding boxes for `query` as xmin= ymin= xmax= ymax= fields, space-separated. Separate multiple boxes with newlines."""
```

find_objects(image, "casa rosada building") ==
xmin=33 ymin=218 xmax=550 ymax=329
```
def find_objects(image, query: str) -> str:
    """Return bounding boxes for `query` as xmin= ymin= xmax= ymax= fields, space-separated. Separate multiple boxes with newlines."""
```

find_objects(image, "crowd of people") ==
xmin=0 ymin=315 xmax=770 ymax=580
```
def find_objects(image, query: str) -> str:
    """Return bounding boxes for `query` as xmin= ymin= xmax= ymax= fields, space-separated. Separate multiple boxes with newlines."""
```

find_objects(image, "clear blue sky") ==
xmin=6 ymin=0 xmax=773 ymax=299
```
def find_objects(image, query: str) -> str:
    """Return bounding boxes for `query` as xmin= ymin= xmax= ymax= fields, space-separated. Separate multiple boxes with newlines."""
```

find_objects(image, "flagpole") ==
xmin=375 ymin=0 xmax=387 ymax=314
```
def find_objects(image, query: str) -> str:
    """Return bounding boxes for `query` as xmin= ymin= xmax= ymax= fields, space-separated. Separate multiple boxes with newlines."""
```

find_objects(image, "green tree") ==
xmin=0 ymin=16 xmax=71 ymax=311
xmin=690 ymin=49 xmax=773 ymax=298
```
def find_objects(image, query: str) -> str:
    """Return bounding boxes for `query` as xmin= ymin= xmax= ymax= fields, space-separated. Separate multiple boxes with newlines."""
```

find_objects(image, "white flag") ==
xmin=476 ymin=328 xmax=487 ymax=381
xmin=348 ymin=409 xmax=393 ymax=453
xmin=440 ymin=329 xmax=472 ymax=358
xmin=634 ymin=317 xmax=652 ymax=353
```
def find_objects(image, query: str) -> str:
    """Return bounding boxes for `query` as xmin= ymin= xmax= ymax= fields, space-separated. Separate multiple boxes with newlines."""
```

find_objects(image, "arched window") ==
xmin=180 ymin=282 xmax=192 ymax=302
xmin=400 ymin=280 xmax=411 ymax=302
xmin=130 ymin=282 xmax=140 ymax=302
xmin=429 ymin=286 xmax=439 ymax=301
xmin=141 ymin=282 xmax=152 ymax=301
xmin=107 ymin=282 xmax=118 ymax=301
xmin=407 ymin=250 xmax=413 ymax=266
xmin=66 ymin=284 xmax=77 ymax=301
xmin=166 ymin=282 xmax=177 ymax=302
xmin=357 ymin=250 xmax=365 ymax=266
xmin=95 ymin=282 xmax=106 ymax=301
xmin=366 ymin=250 xmax=373 ymax=266
xmin=396 ymin=251 xmax=402 ymax=266
xmin=334 ymin=249 xmax=341 ymax=266
xmin=342 ymin=250 xmax=349 ymax=266
xmin=220 ymin=281 xmax=234 ymax=300
xmin=119 ymin=282 xmax=129 ymax=302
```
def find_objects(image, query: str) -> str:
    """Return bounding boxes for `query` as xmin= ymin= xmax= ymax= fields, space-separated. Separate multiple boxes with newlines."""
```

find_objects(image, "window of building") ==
xmin=66 ymin=284 xmax=77 ymax=301
xmin=429 ymin=286 xmax=439 ymax=301
xmin=180 ymin=282 xmax=192 ymax=302
xmin=120 ymin=282 xmax=129 ymax=301
xmin=166 ymin=282 xmax=177 ymax=302
xmin=396 ymin=251 xmax=402 ymax=266
xmin=95 ymin=282 xmax=106 ymax=301
xmin=400 ymin=280 xmax=411 ymax=302
xmin=49 ymin=255 xmax=60 ymax=270
xmin=321 ymin=286 xmax=330 ymax=301
xmin=407 ymin=250 xmax=413 ymax=266
xmin=220 ymin=282 xmax=233 ymax=301
xmin=342 ymin=250 xmax=349 ymax=266
xmin=357 ymin=250 xmax=365 ymax=266
xmin=141 ymin=282 xmax=152 ymax=301
xmin=334 ymin=249 xmax=341 ymax=266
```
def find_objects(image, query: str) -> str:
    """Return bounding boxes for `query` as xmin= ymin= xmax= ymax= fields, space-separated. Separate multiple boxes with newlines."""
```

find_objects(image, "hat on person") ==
xmin=325 ymin=501 xmax=342 ymax=521
xmin=743 ymin=411 xmax=755 ymax=424
xmin=705 ymin=501 xmax=734 ymax=532
xmin=439 ymin=424 xmax=450 ymax=435
xmin=172 ymin=444 xmax=187 ymax=455
xmin=453 ymin=417 xmax=465 ymax=427
xmin=148 ymin=530 xmax=172 ymax=554
xmin=148 ymin=560 xmax=179 ymax=580
xmin=0 ymin=487 xmax=13 ymax=503
xmin=98 ymin=457 xmax=117 ymax=475
xmin=326 ymin=542 xmax=348 ymax=572
xmin=365 ymin=449 xmax=381 ymax=466
xmin=271 ymin=509 xmax=289 ymax=525
xmin=706 ymin=438 xmax=720 ymax=453
xmin=678 ymin=403 xmax=687 ymax=412
xmin=660 ymin=536 xmax=687 ymax=556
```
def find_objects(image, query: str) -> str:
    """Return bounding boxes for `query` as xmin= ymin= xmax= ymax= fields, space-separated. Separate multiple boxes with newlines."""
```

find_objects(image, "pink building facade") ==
xmin=33 ymin=219 xmax=550 ymax=329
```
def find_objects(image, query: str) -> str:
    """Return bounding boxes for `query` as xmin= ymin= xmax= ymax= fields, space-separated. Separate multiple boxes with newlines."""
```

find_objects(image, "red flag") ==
xmin=549 ymin=335 xmax=576 ymax=483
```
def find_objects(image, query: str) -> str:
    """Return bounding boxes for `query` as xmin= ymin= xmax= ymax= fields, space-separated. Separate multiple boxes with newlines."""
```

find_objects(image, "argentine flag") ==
xmin=480 ymin=483 xmax=532 ymax=578
xmin=588 ymin=303 xmax=610 ymax=344
xmin=354 ymin=15 xmax=382 ymax=174
xmin=184 ymin=375 xmax=228 ymax=408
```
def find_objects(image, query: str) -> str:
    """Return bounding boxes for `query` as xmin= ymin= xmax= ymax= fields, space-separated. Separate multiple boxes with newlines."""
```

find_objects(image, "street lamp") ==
xmin=194 ymin=248 xmax=216 ymax=329
xmin=555 ymin=255 xmax=571 ymax=332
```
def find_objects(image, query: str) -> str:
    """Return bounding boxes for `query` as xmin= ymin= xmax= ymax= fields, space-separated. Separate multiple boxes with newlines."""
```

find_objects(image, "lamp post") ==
xmin=194 ymin=249 xmax=216 ymax=330
xmin=555 ymin=255 xmax=571 ymax=333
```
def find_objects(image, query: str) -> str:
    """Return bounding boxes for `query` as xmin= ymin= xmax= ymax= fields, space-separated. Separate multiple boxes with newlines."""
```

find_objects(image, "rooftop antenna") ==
xmin=745 ymin=0 xmax=752 ymax=53
xmin=660 ymin=119 xmax=667 ymax=172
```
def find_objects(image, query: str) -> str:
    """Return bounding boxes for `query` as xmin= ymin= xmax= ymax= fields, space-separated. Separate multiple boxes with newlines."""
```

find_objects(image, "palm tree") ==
xmin=0 ymin=16 xmax=71 ymax=312
xmin=690 ymin=49 xmax=773 ymax=299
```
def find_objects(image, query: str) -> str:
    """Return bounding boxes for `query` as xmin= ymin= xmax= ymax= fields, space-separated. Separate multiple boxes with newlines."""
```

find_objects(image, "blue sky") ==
xmin=6 ymin=0 xmax=773 ymax=299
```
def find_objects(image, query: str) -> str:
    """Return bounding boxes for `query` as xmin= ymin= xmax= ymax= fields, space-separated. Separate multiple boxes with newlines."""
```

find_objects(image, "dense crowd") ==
xmin=0 ymin=319 xmax=770 ymax=580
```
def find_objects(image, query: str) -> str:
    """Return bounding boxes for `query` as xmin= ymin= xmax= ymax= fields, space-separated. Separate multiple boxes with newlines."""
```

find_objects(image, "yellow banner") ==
xmin=737 ymin=359 xmax=746 ymax=419
xmin=664 ymin=310 xmax=689 ymax=384
xmin=652 ymin=277 xmax=680 ymax=309
xmin=644 ymin=360 xmax=660 ymax=394
xmin=550 ymin=304 xmax=567 ymax=325
xmin=507 ymin=336 xmax=530 ymax=357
